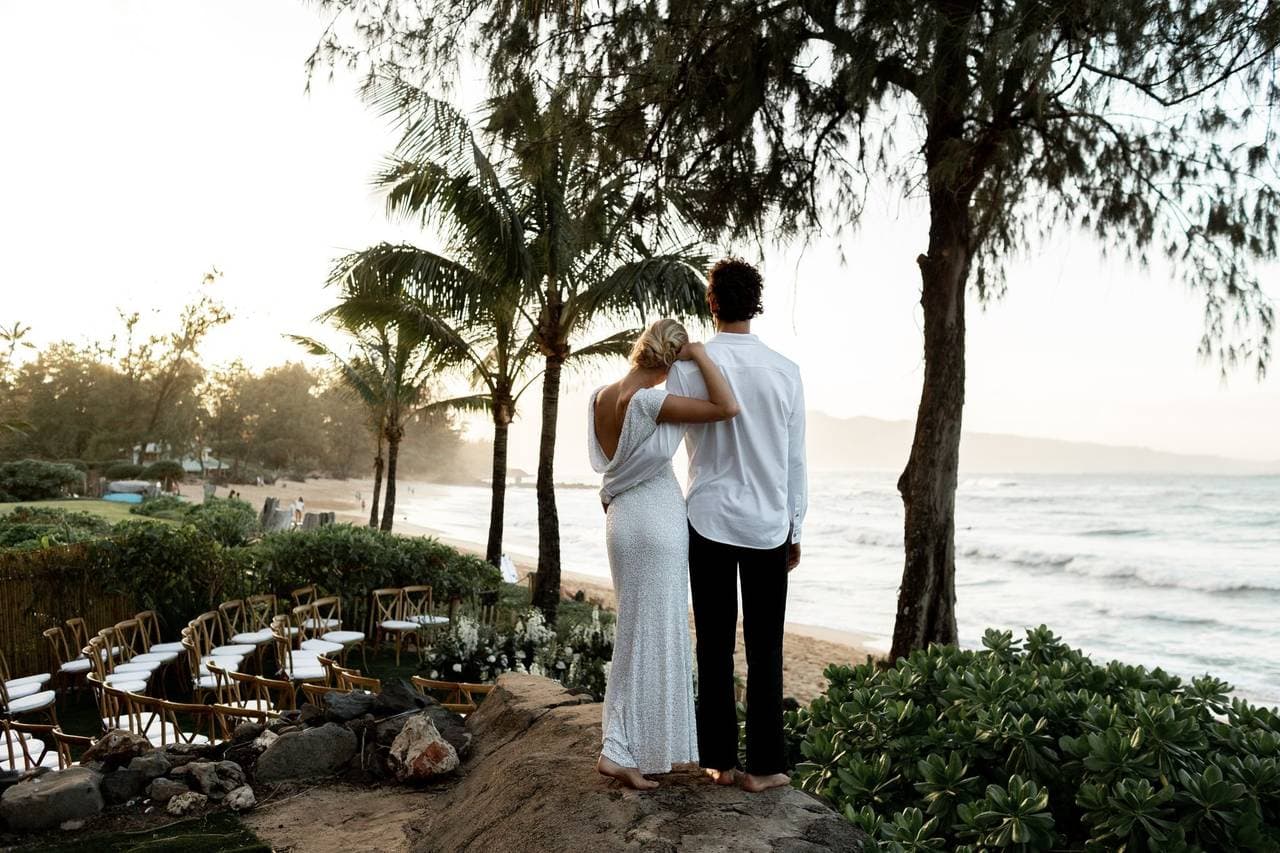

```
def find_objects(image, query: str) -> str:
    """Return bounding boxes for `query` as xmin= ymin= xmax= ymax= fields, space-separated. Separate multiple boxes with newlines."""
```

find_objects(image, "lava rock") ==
xmin=128 ymin=751 xmax=172 ymax=781
xmin=146 ymin=777 xmax=189 ymax=804
xmin=101 ymin=768 xmax=146 ymax=805
xmin=166 ymin=790 xmax=207 ymax=816
xmin=232 ymin=721 xmax=266 ymax=744
xmin=224 ymin=785 xmax=256 ymax=812
xmin=323 ymin=689 xmax=376 ymax=722
xmin=388 ymin=715 xmax=459 ymax=781
xmin=0 ymin=766 xmax=104 ymax=832
xmin=253 ymin=730 xmax=279 ymax=751
xmin=254 ymin=723 xmax=357 ymax=783
xmin=81 ymin=729 xmax=152 ymax=770
xmin=373 ymin=679 xmax=428 ymax=716
xmin=298 ymin=703 xmax=325 ymax=726
xmin=181 ymin=761 xmax=246 ymax=800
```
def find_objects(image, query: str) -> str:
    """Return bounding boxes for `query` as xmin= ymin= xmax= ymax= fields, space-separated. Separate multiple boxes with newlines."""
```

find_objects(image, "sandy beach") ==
xmin=181 ymin=476 xmax=876 ymax=702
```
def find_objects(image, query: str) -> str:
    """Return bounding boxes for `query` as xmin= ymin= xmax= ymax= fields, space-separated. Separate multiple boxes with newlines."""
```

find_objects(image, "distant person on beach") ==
xmin=588 ymin=317 xmax=741 ymax=790
xmin=292 ymin=497 xmax=304 ymax=527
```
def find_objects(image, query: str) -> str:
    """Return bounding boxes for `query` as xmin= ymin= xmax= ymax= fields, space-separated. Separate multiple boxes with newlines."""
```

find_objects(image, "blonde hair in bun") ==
xmin=630 ymin=318 xmax=689 ymax=370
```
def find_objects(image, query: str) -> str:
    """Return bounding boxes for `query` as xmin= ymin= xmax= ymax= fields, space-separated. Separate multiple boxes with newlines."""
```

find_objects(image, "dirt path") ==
xmin=243 ymin=783 xmax=444 ymax=853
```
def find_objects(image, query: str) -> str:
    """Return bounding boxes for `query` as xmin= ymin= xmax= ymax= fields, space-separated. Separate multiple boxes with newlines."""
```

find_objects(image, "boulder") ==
xmin=0 ymin=766 xmax=104 ymax=832
xmin=232 ymin=721 xmax=266 ymax=744
xmin=179 ymin=760 xmax=245 ymax=800
xmin=254 ymin=723 xmax=357 ymax=783
xmin=80 ymin=729 xmax=152 ymax=770
xmin=146 ymin=777 xmax=189 ymax=804
xmin=389 ymin=715 xmax=460 ymax=782
xmin=406 ymin=674 xmax=869 ymax=853
xmin=373 ymin=679 xmax=428 ymax=716
xmin=225 ymin=785 xmax=257 ymax=812
xmin=128 ymin=751 xmax=172 ymax=781
xmin=298 ymin=703 xmax=325 ymax=726
xmin=101 ymin=768 xmax=146 ymax=804
xmin=323 ymin=689 xmax=376 ymax=722
xmin=166 ymin=790 xmax=208 ymax=816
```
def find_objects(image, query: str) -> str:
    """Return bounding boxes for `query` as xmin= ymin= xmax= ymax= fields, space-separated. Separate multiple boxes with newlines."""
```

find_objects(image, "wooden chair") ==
xmin=410 ymin=676 xmax=494 ymax=714
xmin=0 ymin=649 xmax=52 ymax=703
xmin=211 ymin=702 xmax=271 ymax=742
xmin=87 ymin=677 xmax=178 ymax=744
xmin=338 ymin=671 xmax=381 ymax=693
xmin=268 ymin=616 xmax=328 ymax=688
xmin=192 ymin=611 xmax=254 ymax=662
xmin=219 ymin=599 xmax=272 ymax=670
xmin=209 ymin=662 xmax=294 ymax=715
xmin=43 ymin=626 xmax=91 ymax=692
xmin=403 ymin=584 xmax=450 ymax=633
xmin=64 ymin=618 xmax=96 ymax=660
xmin=246 ymin=594 xmax=282 ymax=634
xmin=1 ymin=720 xmax=61 ymax=771
xmin=296 ymin=598 xmax=366 ymax=667
xmin=136 ymin=610 xmax=187 ymax=657
xmin=52 ymin=726 xmax=93 ymax=769
xmin=180 ymin=631 xmax=242 ymax=703
xmin=127 ymin=692 xmax=219 ymax=747
xmin=96 ymin=628 xmax=161 ymax=688
xmin=369 ymin=588 xmax=421 ymax=666
xmin=290 ymin=584 xmax=320 ymax=610
xmin=82 ymin=636 xmax=148 ymax=697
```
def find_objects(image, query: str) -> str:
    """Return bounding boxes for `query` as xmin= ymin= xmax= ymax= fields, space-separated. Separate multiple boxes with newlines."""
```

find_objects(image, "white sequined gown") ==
xmin=587 ymin=386 xmax=698 ymax=774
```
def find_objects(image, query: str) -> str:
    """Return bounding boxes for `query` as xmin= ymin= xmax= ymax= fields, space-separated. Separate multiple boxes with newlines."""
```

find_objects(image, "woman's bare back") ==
xmin=592 ymin=382 xmax=641 ymax=462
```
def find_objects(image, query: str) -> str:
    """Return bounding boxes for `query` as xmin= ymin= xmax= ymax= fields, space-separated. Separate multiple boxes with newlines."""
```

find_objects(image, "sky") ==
xmin=1 ymin=1 xmax=1278 ymax=473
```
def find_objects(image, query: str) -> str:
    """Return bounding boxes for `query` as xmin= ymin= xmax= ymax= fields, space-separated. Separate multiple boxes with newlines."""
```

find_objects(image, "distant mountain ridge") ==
xmin=807 ymin=412 xmax=1280 ymax=475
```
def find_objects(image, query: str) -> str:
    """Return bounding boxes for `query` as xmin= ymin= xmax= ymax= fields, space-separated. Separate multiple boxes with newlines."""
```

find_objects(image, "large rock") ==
xmin=129 ymin=751 xmax=172 ymax=781
xmin=177 ymin=760 xmax=245 ymax=800
xmin=373 ymin=679 xmax=429 ymax=716
xmin=254 ymin=723 xmax=357 ymax=783
xmin=389 ymin=715 xmax=459 ymax=781
xmin=0 ymin=766 xmax=104 ymax=832
xmin=166 ymin=790 xmax=208 ymax=816
xmin=407 ymin=674 xmax=868 ymax=853
xmin=101 ymin=768 xmax=146 ymax=804
xmin=147 ymin=777 xmax=189 ymax=804
xmin=80 ymin=729 xmax=152 ymax=769
xmin=323 ymin=689 xmax=376 ymax=722
xmin=225 ymin=785 xmax=257 ymax=812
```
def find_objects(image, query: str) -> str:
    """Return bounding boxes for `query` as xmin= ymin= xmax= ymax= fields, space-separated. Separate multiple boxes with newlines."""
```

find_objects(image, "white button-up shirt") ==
xmin=667 ymin=332 xmax=807 ymax=549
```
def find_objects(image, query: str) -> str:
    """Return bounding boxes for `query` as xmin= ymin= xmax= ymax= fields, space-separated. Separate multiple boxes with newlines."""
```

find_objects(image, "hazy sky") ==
xmin=2 ymin=1 xmax=1278 ymax=472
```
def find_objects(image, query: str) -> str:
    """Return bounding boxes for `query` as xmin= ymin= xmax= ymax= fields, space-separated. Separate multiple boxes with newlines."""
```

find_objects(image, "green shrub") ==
xmin=0 ymin=459 xmax=84 ymax=501
xmin=103 ymin=461 xmax=144 ymax=480
xmin=791 ymin=626 xmax=1280 ymax=852
xmin=0 ymin=505 xmax=113 ymax=547
xmin=186 ymin=497 xmax=259 ymax=547
xmin=131 ymin=495 xmax=191 ymax=520
xmin=142 ymin=460 xmax=186 ymax=489
xmin=57 ymin=459 xmax=89 ymax=473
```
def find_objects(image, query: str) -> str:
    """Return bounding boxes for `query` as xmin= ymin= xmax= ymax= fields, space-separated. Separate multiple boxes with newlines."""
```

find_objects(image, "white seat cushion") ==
xmin=102 ymin=676 xmax=148 ymax=691
xmin=302 ymin=618 xmax=340 ymax=631
xmin=231 ymin=631 xmax=272 ymax=645
xmin=126 ymin=652 xmax=174 ymax=665
xmin=0 ymin=750 xmax=59 ymax=771
xmin=323 ymin=630 xmax=366 ymax=643
xmin=197 ymin=657 xmax=242 ymax=676
xmin=300 ymin=639 xmax=343 ymax=654
xmin=282 ymin=668 xmax=326 ymax=681
xmin=114 ymin=661 xmax=160 ymax=674
xmin=4 ymin=681 xmax=42 ymax=701
xmin=378 ymin=621 xmax=419 ymax=632
xmin=410 ymin=614 xmax=450 ymax=626
xmin=60 ymin=659 xmax=92 ymax=674
xmin=192 ymin=674 xmax=221 ymax=690
xmin=6 ymin=673 xmax=51 ymax=689
xmin=5 ymin=690 xmax=56 ymax=714
xmin=1 ymin=730 xmax=37 ymax=747
xmin=149 ymin=641 xmax=186 ymax=653
xmin=210 ymin=644 xmax=255 ymax=657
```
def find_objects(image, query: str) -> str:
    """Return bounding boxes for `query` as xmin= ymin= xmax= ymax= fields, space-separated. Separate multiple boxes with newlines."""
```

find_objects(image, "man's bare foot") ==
xmin=704 ymin=767 xmax=739 ymax=786
xmin=597 ymin=755 xmax=659 ymax=790
xmin=741 ymin=772 xmax=791 ymax=792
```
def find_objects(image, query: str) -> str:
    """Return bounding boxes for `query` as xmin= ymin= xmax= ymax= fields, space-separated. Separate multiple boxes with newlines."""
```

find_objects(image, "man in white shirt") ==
xmin=666 ymin=258 xmax=807 ymax=792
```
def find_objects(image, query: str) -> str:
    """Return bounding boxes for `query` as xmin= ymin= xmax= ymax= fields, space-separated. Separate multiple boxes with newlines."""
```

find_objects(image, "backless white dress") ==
xmin=587 ymin=386 xmax=698 ymax=774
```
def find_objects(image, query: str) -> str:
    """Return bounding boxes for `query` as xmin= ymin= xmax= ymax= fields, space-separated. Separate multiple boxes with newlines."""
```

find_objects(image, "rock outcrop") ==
xmin=0 ymin=767 xmax=104 ymax=832
xmin=408 ymin=674 xmax=868 ymax=852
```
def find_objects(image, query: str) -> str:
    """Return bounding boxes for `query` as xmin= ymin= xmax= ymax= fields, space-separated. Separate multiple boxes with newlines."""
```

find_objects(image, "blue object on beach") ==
xmin=102 ymin=493 xmax=143 ymax=505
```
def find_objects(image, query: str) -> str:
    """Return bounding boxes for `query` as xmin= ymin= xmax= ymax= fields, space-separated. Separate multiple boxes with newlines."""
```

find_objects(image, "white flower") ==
xmin=555 ymin=661 xmax=566 ymax=670
xmin=563 ymin=646 xmax=574 ymax=656
xmin=487 ymin=655 xmax=496 ymax=663
xmin=452 ymin=663 xmax=462 ymax=673
xmin=429 ymin=670 xmax=438 ymax=679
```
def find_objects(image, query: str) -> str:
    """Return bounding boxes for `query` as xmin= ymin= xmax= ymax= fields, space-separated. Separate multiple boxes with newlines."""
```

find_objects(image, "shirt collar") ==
xmin=711 ymin=332 xmax=760 ymax=345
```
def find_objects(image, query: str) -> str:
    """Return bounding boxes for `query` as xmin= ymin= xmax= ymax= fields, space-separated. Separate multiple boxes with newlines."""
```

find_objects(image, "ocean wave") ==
xmin=1078 ymin=526 xmax=1151 ymax=537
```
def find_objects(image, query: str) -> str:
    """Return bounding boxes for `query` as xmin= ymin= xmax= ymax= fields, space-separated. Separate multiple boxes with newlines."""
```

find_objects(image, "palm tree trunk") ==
xmin=486 ymin=405 xmax=512 ymax=567
xmin=890 ymin=178 xmax=970 ymax=661
xmin=369 ymin=429 xmax=384 ymax=529
xmin=380 ymin=424 xmax=402 ymax=532
xmin=531 ymin=354 xmax=563 ymax=622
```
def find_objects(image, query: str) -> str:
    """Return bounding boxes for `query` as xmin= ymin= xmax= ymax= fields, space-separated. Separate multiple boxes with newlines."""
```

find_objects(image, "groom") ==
xmin=667 ymin=258 xmax=807 ymax=792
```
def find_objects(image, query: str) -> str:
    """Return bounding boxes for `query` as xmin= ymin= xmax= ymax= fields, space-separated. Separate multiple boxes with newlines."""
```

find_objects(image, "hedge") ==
xmin=0 ymin=459 xmax=84 ymax=502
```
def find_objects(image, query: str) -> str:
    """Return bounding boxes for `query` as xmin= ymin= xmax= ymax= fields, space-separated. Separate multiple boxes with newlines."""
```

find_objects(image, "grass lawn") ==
xmin=8 ymin=812 xmax=270 ymax=852
xmin=0 ymin=499 xmax=178 ymax=526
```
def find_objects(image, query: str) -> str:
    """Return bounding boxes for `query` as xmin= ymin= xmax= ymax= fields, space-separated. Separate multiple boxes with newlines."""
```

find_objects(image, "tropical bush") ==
xmin=791 ymin=626 xmax=1280 ymax=852
xmin=131 ymin=495 xmax=191 ymax=520
xmin=0 ymin=505 xmax=113 ymax=547
xmin=0 ymin=459 xmax=84 ymax=502
xmin=132 ymin=496 xmax=259 ymax=546
xmin=103 ymin=461 xmax=144 ymax=480
xmin=425 ymin=606 xmax=615 ymax=699
xmin=142 ymin=460 xmax=186 ymax=489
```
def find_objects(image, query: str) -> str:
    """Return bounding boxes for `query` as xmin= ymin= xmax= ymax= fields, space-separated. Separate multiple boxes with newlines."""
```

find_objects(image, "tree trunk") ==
xmin=890 ymin=192 xmax=971 ymax=661
xmin=369 ymin=430 xmax=384 ymax=529
xmin=486 ymin=402 xmax=512 ymax=567
xmin=380 ymin=424 xmax=402 ymax=532
xmin=531 ymin=354 xmax=563 ymax=622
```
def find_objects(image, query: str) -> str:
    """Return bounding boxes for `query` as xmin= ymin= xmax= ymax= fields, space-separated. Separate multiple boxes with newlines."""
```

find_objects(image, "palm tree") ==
xmin=329 ymin=243 xmax=542 ymax=565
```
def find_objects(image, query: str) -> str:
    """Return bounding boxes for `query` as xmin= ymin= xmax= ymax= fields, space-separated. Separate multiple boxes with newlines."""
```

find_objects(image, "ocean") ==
xmin=390 ymin=471 xmax=1280 ymax=709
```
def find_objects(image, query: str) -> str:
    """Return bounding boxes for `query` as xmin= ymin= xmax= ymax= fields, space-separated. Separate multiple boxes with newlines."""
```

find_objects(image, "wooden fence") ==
xmin=0 ymin=543 xmax=137 ymax=678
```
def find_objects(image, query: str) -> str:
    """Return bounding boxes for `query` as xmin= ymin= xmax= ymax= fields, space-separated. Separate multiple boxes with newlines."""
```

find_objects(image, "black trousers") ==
xmin=688 ymin=522 xmax=788 ymax=775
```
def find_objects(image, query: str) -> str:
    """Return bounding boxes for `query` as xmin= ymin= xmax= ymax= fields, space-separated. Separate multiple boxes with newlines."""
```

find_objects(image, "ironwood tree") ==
xmin=308 ymin=0 xmax=1279 ymax=652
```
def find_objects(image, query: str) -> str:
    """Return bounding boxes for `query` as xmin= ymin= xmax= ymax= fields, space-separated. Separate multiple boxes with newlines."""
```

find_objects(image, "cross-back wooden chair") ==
xmin=64 ymin=618 xmax=94 ymax=660
xmin=246 ymin=594 xmax=281 ymax=633
xmin=1 ymin=720 xmax=61 ymax=771
xmin=369 ymin=588 xmax=420 ymax=666
xmin=211 ymin=702 xmax=271 ymax=742
xmin=0 ymin=649 xmax=51 ymax=704
xmin=51 ymin=726 xmax=92 ymax=769
xmin=112 ymin=619 xmax=177 ymax=692
xmin=97 ymin=628 xmax=161 ymax=688
xmin=221 ymin=668 xmax=296 ymax=714
xmin=410 ymin=676 xmax=494 ymax=714
xmin=290 ymin=584 xmax=319 ymax=609
xmin=192 ymin=611 xmax=254 ymax=662
xmin=128 ymin=692 xmax=218 ymax=747
xmin=219 ymin=599 xmax=271 ymax=669
xmin=403 ymin=584 xmax=449 ymax=632
xmin=43 ymin=626 xmax=91 ymax=692
xmin=338 ymin=671 xmax=381 ymax=693
xmin=268 ymin=616 xmax=327 ymax=689
xmin=136 ymin=610 xmax=187 ymax=657
xmin=295 ymin=598 xmax=366 ymax=667
xmin=181 ymin=630 xmax=236 ymax=703
xmin=82 ymin=636 xmax=149 ymax=697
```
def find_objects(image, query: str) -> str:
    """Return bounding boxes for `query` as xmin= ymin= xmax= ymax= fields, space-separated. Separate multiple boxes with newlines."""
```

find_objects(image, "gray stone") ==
xmin=254 ymin=723 xmax=357 ymax=783
xmin=128 ymin=751 xmax=172 ymax=781
xmin=182 ymin=761 xmax=245 ymax=800
xmin=373 ymin=679 xmax=428 ymax=716
xmin=0 ymin=767 xmax=104 ymax=832
xmin=224 ymin=785 xmax=256 ymax=812
xmin=298 ymin=703 xmax=325 ymax=726
xmin=323 ymin=689 xmax=376 ymax=722
xmin=80 ymin=729 xmax=152 ymax=769
xmin=389 ymin=715 xmax=459 ymax=781
xmin=146 ymin=777 xmax=189 ymax=804
xmin=232 ymin=721 xmax=266 ymax=744
xmin=253 ymin=730 xmax=279 ymax=751
xmin=166 ymin=790 xmax=208 ymax=816
xmin=101 ymin=768 xmax=146 ymax=804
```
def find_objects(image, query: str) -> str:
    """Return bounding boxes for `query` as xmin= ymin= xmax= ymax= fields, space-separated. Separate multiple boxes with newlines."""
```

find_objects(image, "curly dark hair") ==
xmin=706 ymin=257 xmax=764 ymax=323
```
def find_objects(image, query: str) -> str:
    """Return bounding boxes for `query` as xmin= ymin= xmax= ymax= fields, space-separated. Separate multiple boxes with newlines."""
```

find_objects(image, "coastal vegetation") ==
xmin=309 ymin=0 xmax=1280 ymax=646
xmin=788 ymin=627 xmax=1280 ymax=851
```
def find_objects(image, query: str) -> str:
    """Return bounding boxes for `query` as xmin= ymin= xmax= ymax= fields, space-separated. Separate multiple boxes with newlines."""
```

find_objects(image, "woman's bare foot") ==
xmin=597 ymin=755 xmax=659 ymax=790
xmin=741 ymin=772 xmax=791 ymax=792
xmin=704 ymin=767 xmax=739 ymax=786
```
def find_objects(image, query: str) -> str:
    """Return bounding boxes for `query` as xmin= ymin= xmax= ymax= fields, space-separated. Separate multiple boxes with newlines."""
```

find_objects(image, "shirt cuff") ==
xmin=790 ymin=519 xmax=802 ymax=544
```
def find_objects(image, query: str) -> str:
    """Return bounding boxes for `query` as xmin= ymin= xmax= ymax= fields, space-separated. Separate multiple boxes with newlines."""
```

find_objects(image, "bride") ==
xmin=587 ymin=318 xmax=740 ymax=789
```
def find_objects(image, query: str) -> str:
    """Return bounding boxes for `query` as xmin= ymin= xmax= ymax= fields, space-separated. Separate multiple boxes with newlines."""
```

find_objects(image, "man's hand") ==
xmin=787 ymin=542 xmax=801 ymax=572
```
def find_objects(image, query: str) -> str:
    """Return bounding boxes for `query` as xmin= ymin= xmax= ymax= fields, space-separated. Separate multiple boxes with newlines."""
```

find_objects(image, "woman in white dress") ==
xmin=588 ymin=319 xmax=740 ymax=789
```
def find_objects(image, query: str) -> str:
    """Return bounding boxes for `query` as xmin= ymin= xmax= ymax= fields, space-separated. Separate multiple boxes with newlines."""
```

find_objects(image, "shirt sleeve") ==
xmin=787 ymin=374 xmax=808 ymax=544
